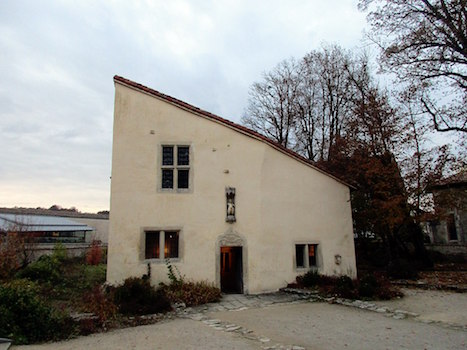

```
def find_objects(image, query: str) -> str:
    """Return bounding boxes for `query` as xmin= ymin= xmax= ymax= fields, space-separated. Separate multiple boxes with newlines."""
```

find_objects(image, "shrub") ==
xmin=16 ymin=254 xmax=62 ymax=283
xmin=51 ymin=242 xmax=68 ymax=262
xmin=358 ymin=273 xmax=378 ymax=298
xmin=0 ymin=234 xmax=21 ymax=280
xmin=162 ymin=281 xmax=222 ymax=306
xmin=332 ymin=276 xmax=356 ymax=299
xmin=0 ymin=279 xmax=75 ymax=344
xmin=112 ymin=277 xmax=172 ymax=315
xmin=83 ymin=285 xmax=117 ymax=325
xmin=86 ymin=241 xmax=103 ymax=265
xmin=371 ymin=273 xmax=404 ymax=300
xmin=299 ymin=270 xmax=322 ymax=287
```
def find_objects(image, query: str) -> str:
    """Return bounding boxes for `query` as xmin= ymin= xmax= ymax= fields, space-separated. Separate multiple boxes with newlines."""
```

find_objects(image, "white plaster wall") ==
xmin=107 ymin=82 xmax=356 ymax=293
xmin=72 ymin=217 xmax=109 ymax=243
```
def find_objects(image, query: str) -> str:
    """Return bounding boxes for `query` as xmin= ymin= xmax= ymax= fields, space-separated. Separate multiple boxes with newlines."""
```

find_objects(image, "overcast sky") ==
xmin=0 ymin=0 xmax=367 ymax=213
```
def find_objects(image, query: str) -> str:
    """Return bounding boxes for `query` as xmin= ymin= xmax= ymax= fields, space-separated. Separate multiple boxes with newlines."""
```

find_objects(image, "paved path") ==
xmin=13 ymin=289 xmax=467 ymax=350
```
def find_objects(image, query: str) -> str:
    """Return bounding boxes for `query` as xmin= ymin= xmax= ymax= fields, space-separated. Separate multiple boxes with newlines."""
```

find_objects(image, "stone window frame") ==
xmin=294 ymin=241 xmax=321 ymax=271
xmin=157 ymin=143 xmax=193 ymax=193
xmin=141 ymin=227 xmax=183 ymax=263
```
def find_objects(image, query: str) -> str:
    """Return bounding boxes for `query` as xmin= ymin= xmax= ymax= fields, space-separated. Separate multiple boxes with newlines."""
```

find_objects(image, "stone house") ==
xmin=107 ymin=76 xmax=357 ymax=294
xmin=426 ymin=171 xmax=467 ymax=246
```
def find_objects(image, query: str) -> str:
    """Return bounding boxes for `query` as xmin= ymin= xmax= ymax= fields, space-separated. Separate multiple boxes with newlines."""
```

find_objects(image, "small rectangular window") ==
xmin=144 ymin=230 xmax=179 ymax=260
xmin=447 ymin=214 xmax=457 ymax=241
xmin=177 ymin=146 xmax=190 ymax=166
xmin=165 ymin=231 xmax=179 ymax=258
xmin=160 ymin=145 xmax=191 ymax=191
xmin=178 ymin=169 xmax=189 ymax=189
xmin=296 ymin=244 xmax=305 ymax=268
xmin=162 ymin=146 xmax=174 ymax=166
xmin=295 ymin=243 xmax=318 ymax=269
xmin=162 ymin=169 xmax=174 ymax=189
xmin=145 ymin=231 xmax=160 ymax=259
xmin=308 ymin=244 xmax=317 ymax=267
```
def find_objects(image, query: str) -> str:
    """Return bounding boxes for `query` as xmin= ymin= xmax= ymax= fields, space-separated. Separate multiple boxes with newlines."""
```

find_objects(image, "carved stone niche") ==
xmin=226 ymin=187 xmax=236 ymax=223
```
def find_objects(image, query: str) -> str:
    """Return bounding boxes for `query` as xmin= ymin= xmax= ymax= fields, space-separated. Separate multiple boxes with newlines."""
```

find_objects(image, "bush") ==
xmin=333 ymin=276 xmax=356 ymax=299
xmin=161 ymin=259 xmax=221 ymax=306
xmin=0 ymin=234 xmax=21 ymax=280
xmin=299 ymin=270 xmax=322 ymax=287
xmin=86 ymin=241 xmax=103 ymax=265
xmin=371 ymin=273 xmax=404 ymax=300
xmin=16 ymin=254 xmax=62 ymax=283
xmin=0 ymin=279 xmax=75 ymax=344
xmin=51 ymin=242 xmax=68 ymax=262
xmin=295 ymin=270 xmax=402 ymax=300
xmin=83 ymin=286 xmax=117 ymax=326
xmin=112 ymin=277 xmax=172 ymax=315
xmin=358 ymin=273 xmax=378 ymax=298
xmin=162 ymin=281 xmax=222 ymax=307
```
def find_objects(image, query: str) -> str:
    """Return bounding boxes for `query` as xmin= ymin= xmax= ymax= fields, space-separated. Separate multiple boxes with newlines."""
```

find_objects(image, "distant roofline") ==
xmin=428 ymin=170 xmax=467 ymax=191
xmin=114 ymin=75 xmax=354 ymax=189
xmin=0 ymin=207 xmax=109 ymax=220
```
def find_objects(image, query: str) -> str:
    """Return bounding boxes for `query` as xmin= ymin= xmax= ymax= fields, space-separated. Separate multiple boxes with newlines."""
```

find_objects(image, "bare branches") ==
xmin=360 ymin=0 xmax=467 ymax=133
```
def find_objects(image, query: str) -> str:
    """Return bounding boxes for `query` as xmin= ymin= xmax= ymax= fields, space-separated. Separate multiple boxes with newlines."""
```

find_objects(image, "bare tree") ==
xmin=242 ymin=59 xmax=301 ymax=148
xmin=298 ymin=45 xmax=355 ymax=161
xmin=359 ymin=0 xmax=467 ymax=133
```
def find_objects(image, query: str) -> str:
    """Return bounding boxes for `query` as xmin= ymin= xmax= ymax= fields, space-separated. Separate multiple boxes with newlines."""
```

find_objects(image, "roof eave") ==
xmin=114 ymin=75 xmax=355 ymax=190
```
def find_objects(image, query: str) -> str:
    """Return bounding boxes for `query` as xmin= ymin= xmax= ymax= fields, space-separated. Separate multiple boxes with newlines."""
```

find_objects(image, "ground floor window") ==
xmin=295 ymin=243 xmax=318 ymax=269
xmin=447 ymin=214 xmax=458 ymax=241
xmin=145 ymin=230 xmax=179 ymax=260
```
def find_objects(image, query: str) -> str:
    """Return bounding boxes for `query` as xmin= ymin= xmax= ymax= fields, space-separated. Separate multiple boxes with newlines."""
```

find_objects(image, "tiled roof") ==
xmin=114 ymin=75 xmax=352 ymax=188
xmin=430 ymin=169 xmax=467 ymax=190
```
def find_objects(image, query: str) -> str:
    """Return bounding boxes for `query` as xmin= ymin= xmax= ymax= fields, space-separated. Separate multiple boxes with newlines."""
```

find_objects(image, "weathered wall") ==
xmin=107 ymin=81 xmax=356 ymax=293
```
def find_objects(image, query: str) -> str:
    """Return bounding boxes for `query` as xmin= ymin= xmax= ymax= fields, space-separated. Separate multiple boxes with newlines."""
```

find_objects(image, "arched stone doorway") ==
xmin=216 ymin=229 xmax=248 ymax=294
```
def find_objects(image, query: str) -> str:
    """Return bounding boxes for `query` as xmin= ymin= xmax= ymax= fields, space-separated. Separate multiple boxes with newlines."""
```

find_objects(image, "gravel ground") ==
xmin=375 ymin=288 xmax=467 ymax=326
xmin=12 ymin=288 xmax=467 ymax=350
xmin=208 ymin=302 xmax=466 ymax=350
xmin=12 ymin=318 xmax=258 ymax=350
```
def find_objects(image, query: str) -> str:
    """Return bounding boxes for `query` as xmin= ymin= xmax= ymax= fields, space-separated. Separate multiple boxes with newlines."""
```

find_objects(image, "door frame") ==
xmin=215 ymin=229 xmax=248 ymax=294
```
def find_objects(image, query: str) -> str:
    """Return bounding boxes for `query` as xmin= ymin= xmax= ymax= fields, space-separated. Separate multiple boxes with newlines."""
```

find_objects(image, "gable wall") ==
xmin=108 ymin=82 xmax=356 ymax=293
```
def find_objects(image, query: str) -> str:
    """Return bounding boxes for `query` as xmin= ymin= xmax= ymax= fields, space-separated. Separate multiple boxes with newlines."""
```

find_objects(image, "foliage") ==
xmin=359 ymin=0 xmax=467 ymax=134
xmin=112 ymin=277 xmax=172 ymax=316
xmin=82 ymin=285 xmax=117 ymax=326
xmin=16 ymin=254 xmax=62 ymax=284
xmin=15 ymin=243 xmax=72 ymax=284
xmin=358 ymin=273 xmax=379 ymax=298
xmin=0 ymin=279 xmax=75 ymax=344
xmin=333 ymin=276 xmax=357 ymax=299
xmin=298 ymin=269 xmax=322 ymax=287
xmin=165 ymin=258 xmax=184 ymax=287
xmin=52 ymin=242 xmax=68 ymax=261
xmin=295 ymin=271 xmax=402 ymax=300
xmin=0 ymin=233 xmax=21 ymax=280
xmin=86 ymin=240 xmax=103 ymax=265
xmin=162 ymin=259 xmax=221 ymax=306
xmin=162 ymin=280 xmax=222 ymax=307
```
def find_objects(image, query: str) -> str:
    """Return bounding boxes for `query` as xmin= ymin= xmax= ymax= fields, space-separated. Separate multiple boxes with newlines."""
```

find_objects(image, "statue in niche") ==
xmin=226 ymin=187 xmax=236 ymax=223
